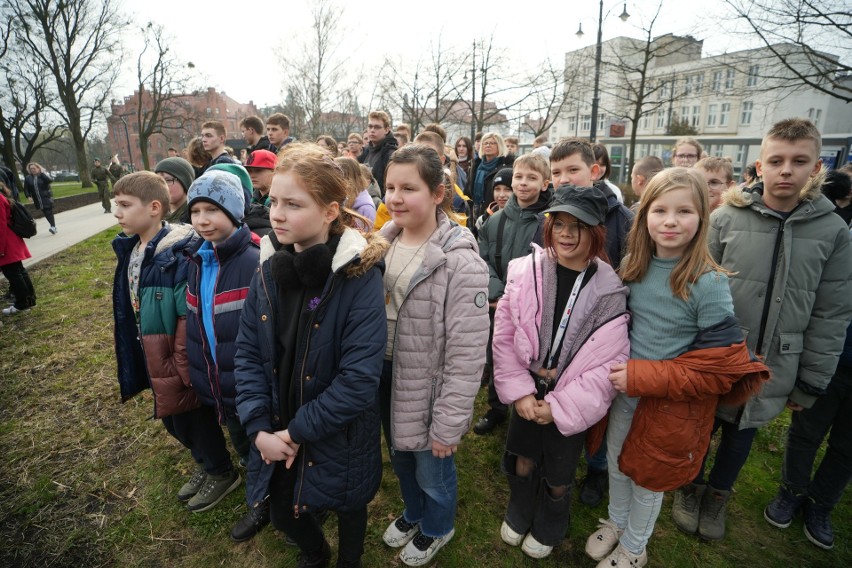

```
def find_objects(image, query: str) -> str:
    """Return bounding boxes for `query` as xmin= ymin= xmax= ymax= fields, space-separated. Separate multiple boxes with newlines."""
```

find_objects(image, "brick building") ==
xmin=107 ymin=87 xmax=260 ymax=170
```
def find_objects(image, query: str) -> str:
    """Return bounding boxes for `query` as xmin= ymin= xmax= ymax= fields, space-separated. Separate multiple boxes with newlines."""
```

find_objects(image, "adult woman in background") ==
xmin=467 ymin=133 xmax=514 ymax=219
xmin=23 ymin=162 xmax=57 ymax=234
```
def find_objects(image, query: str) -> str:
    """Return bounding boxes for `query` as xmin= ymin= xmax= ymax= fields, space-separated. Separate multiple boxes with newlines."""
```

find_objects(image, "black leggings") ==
xmin=1 ymin=261 xmax=36 ymax=309
xmin=41 ymin=208 xmax=56 ymax=228
xmin=268 ymin=461 xmax=368 ymax=563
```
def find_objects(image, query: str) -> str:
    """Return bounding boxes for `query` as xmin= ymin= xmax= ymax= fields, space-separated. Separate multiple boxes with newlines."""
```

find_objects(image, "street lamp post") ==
xmin=115 ymin=114 xmax=135 ymax=172
xmin=577 ymin=1 xmax=630 ymax=143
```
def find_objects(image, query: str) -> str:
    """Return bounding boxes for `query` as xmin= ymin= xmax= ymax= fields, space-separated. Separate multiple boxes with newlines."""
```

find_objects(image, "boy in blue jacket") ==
xmin=184 ymin=170 xmax=264 ymax=537
xmin=111 ymin=171 xmax=235 ymax=513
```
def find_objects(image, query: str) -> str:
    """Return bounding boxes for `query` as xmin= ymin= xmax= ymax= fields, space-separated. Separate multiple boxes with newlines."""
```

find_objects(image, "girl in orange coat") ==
xmin=584 ymin=168 xmax=765 ymax=568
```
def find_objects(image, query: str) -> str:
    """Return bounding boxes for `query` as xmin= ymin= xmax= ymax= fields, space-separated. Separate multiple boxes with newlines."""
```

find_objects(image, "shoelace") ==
xmin=411 ymin=533 xmax=436 ymax=551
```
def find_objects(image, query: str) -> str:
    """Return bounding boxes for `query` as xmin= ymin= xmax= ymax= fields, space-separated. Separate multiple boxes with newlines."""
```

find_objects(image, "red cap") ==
xmin=246 ymin=149 xmax=277 ymax=170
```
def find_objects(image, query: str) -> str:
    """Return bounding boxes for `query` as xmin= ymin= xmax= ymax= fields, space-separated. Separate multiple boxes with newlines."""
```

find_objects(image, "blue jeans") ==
xmin=380 ymin=359 xmax=457 ymax=538
xmin=782 ymin=364 xmax=852 ymax=508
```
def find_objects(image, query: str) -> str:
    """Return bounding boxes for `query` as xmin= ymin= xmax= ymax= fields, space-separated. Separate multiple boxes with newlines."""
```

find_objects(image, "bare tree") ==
xmin=722 ymin=0 xmax=851 ymax=103
xmin=130 ymin=22 xmax=198 ymax=170
xmin=9 ymin=0 xmax=126 ymax=187
xmin=0 ymin=18 xmax=65 ymax=188
xmin=278 ymin=0 xmax=349 ymax=139
xmin=451 ymin=35 xmax=535 ymax=137
xmin=516 ymin=55 xmax=578 ymax=138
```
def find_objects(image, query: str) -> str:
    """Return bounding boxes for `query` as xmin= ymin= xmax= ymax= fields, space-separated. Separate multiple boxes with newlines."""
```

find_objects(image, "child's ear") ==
xmin=810 ymin=159 xmax=823 ymax=177
xmin=433 ymin=184 xmax=446 ymax=205
xmin=324 ymin=201 xmax=340 ymax=224
xmin=150 ymin=199 xmax=163 ymax=217
xmin=590 ymin=162 xmax=602 ymax=181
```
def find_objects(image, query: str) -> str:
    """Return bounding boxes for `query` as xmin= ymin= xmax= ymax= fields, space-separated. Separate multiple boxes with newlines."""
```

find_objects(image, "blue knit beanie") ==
xmin=187 ymin=170 xmax=245 ymax=226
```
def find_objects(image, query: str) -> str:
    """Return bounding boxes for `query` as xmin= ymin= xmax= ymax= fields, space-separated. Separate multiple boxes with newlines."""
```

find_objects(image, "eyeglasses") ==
xmin=552 ymin=220 xmax=589 ymax=236
xmin=162 ymin=176 xmax=178 ymax=185
xmin=481 ymin=141 xmax=497 ymax=147
xmin=706 ymin=179 xmax=727 ymax=190
xmin=674 ymin=153 xmax=698 ymax=160
xmin=366 ymin=124 xmax=386 ymax=130
xmin=347 ymin=141 xmax=362 ymax=145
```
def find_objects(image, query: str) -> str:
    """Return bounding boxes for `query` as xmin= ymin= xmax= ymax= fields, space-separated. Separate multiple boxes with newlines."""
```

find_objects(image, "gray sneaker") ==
xmin=187 ymin=470 xmax=241 ymax=512
xmin=698 ymin=485 xmax=732 ymax=540
xmin=177 ymin=467 xmax=207 ymax=502
xmin=672 ymin=483 xmax=706 ymax=534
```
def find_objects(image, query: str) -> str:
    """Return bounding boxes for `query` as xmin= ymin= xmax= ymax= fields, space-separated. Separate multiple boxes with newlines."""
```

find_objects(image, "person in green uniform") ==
xmin=91 ymin=158 xmax=116 ymax=214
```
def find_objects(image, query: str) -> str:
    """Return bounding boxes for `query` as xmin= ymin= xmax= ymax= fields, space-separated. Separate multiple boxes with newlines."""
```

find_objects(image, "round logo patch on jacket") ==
xmin=474 ymin=291 xmax=487 ymax=308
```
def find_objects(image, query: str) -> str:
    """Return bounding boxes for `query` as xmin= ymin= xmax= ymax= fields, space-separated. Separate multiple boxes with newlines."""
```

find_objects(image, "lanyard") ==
xmin=545 ymin=267 xmax=587 ymax=370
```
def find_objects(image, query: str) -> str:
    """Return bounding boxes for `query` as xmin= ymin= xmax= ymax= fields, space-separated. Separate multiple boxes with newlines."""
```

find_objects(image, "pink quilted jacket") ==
xmin=493 ymin=245 xmax=630 ymax=437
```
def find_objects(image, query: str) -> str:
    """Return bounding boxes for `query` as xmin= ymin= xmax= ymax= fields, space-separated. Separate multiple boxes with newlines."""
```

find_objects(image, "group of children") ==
xmin=108 ymin=115 xmax=851 ymax=567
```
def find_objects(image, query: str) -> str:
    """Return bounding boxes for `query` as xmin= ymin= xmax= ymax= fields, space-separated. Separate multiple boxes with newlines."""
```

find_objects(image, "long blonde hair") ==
xmin=620 ymin=167 xmax=727 ymax=300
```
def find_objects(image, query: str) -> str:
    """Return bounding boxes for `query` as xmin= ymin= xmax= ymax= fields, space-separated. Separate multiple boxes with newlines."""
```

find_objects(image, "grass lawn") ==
xmin=16 ymin=181 xmax=96 ymax=201
xmin=0 ymin=228 xmax=849 ymax=567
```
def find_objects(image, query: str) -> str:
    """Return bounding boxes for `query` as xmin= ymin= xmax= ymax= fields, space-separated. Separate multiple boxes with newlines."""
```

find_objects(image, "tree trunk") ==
xmin=139 ymin=133 xmax=151 ymax=171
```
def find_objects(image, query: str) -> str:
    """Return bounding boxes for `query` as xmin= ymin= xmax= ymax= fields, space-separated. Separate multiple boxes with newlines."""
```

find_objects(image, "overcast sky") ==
xmin=122 ymin=0 xmax=756 ymax=109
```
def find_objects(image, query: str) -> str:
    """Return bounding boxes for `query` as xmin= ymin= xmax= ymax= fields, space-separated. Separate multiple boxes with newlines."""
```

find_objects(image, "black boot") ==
xmin=297 ymin=539 xmax=331 ymax=568
xmin=230 ymin=501 xmax=270 ymax=542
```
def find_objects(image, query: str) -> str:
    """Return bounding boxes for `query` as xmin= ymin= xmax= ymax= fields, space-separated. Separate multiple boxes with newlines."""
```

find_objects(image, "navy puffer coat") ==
xmin=235 ymin=227 xmax=388 ymax=511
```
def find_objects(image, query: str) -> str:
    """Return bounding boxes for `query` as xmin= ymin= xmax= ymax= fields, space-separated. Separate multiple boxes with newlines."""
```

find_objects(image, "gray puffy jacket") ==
xmin=380 ymin=211 xmax=490 ymax=450
xmin=710 ymin=170 xmax=852 ymax=428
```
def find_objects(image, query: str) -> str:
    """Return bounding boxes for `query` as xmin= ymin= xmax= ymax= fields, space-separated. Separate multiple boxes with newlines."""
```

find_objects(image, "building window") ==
xmin=736 ymin=144 xmax=746 ymax=163
xmin=715 ymin=145 xmax=724 ymax=157
xmin=747 ymin=65 xmax=759 ymax=87
xmin=691 ymin=105 xmax=701 ymax=127
xmin=641 ymin=114 xmax=650 ymax=130
xmin=707 ymin=104 xmax=718 ymax=126
xmin=206 ymin=107 xmax=212 ymax=114
xmin=598 ymin=114 xmax=606 ymax=131
xmin=215 ymin=108 xmax=220 ymax=115
xmin=720 ymin=103 xmax=730 ymax=127
xmin=712 ymin=71 xmax=722 ymax=92
xmin=694 ymin=73 xmax=704 ymax=94
xmin=815 ymin=109 xmax=822 ymax=127
xmin=683 ymin=75 xmax=692 ymax=96
xmin=660 ymin=80 xmax=668 ymax=100
xmin=680 ymin=106 xmax=690 ymax=124
xmin=656 ymin=110 xmax=665 ymax=129
xmin=725 ymin=69 xmax=735 ymax=89
xmin=741 ymin=101 xmax=753 ymax=125
xmin=567 ymin=117 xmax=576 ymax=133
xmin=581 ymin=114 xmax=591 ymax=131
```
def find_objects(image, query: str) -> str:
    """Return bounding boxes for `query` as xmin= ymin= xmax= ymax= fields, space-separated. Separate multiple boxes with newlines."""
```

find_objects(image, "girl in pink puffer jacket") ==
xmin=492 ymin=186 xmax=630 ymax=559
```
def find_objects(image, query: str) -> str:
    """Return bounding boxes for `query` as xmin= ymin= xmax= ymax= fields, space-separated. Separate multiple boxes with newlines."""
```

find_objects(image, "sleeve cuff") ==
xmin=789 ymin=387 xmax=818 ymax=409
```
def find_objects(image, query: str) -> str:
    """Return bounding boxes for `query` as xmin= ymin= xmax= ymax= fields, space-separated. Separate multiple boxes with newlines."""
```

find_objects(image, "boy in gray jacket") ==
xmin=672 ymin=118 xmax=852 ymax=542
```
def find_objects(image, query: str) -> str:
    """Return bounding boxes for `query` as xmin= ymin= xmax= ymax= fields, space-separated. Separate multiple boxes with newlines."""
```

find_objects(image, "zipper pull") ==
xmin=293 ymin=505 xmax=300 ymax=519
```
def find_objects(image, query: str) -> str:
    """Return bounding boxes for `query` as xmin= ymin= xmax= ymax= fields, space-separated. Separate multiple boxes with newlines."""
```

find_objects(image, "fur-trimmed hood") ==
xmin=722 ymin=166 xmax=827 ymax=208
xmin=259 ymin=227 xmax=389 ymax=278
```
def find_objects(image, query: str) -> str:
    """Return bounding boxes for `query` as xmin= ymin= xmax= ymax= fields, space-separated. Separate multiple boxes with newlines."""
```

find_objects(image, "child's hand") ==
xmin=533 ymin=400 xmax=553 ymax=425
xmin=255 ymin=431 xmax=294 ymax=465
xmin=608 ymin=363 xmax=628 ymax=393
xmin=786 ymin=399 xmax=805 ymax=412
xmin=273 ymin=429 xmax=301 ymax=469
xmin=514 ymin=394 xmax=538 ymax=421
xmin=431 ymin=440 xmax=457 ymax=459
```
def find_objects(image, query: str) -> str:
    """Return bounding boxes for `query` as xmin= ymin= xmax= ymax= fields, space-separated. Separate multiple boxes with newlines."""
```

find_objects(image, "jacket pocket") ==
xmin=778 ymin=332 xmax=803 ymax=355
xmin=642 ymin=400 xmax=700 ymax=465
xmin=426 ymin=377 xmax=438 ymax=430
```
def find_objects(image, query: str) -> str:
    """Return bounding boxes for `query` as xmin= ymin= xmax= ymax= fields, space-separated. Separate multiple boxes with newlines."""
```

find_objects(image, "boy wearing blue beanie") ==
xmin=184 ymin=171 xmax=263 ymax=531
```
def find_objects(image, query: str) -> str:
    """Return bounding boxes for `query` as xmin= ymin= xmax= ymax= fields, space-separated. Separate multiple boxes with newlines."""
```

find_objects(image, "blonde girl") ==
xmin=585 ymin=168 xmax=766 ymax=567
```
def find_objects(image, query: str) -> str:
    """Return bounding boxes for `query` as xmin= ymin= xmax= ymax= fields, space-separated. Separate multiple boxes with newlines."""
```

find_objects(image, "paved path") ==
xmin=22 ymin=203 xmax=119 ymax=268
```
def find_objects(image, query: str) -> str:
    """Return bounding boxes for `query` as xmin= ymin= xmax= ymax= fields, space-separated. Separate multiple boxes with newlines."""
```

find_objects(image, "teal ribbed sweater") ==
xmin=628 ymin=256 xmax=734 ymax=360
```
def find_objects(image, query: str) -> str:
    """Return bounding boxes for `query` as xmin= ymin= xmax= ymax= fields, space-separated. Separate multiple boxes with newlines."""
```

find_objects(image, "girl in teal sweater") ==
xmin=585 ymin=168 xmax=735 ymax=568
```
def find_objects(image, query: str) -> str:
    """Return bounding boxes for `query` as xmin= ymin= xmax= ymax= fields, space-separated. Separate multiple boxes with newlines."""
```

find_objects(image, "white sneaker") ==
xmin=596 ymin=542 xmax=648 ymax=568
xmin=2 ymin=305 xmax=29 ymax=315
xmin=586 ymin=518 xmax=624 ymax=561
xmin=49 ymin=226 xmax=57 ymax=234
xmin=521 ymin=532 xmax=553 ymax=559
xmin=383 ymin=515 xmax=420 ymax=548
xmin=500 ymin=521 xmax=523 ymax=546
xmin=399 ymin=528 xmax=455 ymax=566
